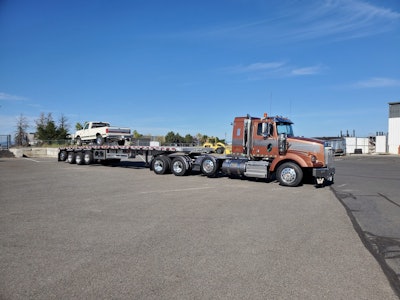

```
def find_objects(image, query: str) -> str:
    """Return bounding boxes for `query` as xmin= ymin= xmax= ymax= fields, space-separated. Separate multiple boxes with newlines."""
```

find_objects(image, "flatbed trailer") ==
xmin=58 ymin=145 xmax=216 ymax=175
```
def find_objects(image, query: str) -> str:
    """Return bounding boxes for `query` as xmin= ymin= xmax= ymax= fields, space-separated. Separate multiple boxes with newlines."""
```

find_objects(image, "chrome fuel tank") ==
xmin=221 ymin=159 xmax=247 ymax=176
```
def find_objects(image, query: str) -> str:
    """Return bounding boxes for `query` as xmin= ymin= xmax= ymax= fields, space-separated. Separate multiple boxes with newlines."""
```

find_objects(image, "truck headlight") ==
xmin=311 ymin=155 xmax=317 ymax=163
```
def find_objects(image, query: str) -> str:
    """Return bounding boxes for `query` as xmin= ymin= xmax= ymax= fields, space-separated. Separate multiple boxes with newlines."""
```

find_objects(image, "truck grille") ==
xmin=325 ymin=146 xmax=334 ymax=168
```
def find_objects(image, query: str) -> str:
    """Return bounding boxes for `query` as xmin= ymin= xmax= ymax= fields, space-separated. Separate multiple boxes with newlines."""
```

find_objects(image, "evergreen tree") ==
xmin=56 ymin=114 xmax=69 ymax=139
xmin=75 ymin=122 xmax=83 ymax=131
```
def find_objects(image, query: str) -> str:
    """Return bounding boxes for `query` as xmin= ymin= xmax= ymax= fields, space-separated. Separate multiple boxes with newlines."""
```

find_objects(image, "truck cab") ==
xmin=226 ymin=114 xmax=335 ymax=186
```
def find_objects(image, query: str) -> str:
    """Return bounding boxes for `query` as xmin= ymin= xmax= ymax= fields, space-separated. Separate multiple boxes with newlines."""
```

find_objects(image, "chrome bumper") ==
xmin=312 ymin=167 xmax=335 ymax=179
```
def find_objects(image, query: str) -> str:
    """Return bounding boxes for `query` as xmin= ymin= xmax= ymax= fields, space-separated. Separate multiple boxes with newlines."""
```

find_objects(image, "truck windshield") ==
xmin=276 ymin=123 xmax=294 ymax=137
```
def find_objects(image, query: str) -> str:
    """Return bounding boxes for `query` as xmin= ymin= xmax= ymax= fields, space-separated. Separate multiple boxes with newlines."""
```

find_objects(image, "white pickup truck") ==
xmin=74 ymin=122 xmax=132 ymax=146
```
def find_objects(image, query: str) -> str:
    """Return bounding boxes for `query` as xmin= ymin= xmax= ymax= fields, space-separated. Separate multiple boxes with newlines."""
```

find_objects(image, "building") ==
xmin=388 ymin=102 xmax=400 ymax=154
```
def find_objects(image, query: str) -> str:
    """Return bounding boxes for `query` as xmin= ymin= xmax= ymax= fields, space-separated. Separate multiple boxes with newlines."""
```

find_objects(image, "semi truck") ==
xmin=58 ymin=113 xmax=335 ymax=187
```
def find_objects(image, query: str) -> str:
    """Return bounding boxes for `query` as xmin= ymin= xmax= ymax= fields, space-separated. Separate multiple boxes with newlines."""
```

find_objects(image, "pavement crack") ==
xmin=378 ymin=193 xmax=400 ymax=208
xmin=364 ymin=231 xmax=400 ymax=259
xmin=336 ymin=191 xmax=357 ymax=200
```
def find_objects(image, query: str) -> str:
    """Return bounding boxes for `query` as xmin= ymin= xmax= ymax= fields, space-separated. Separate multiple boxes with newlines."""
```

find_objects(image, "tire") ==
xmin=67 ymin=152 xmax=76 ymax=164
xmin=76 ymin=137 xmax=82 ymax=146
xmin=215 ymin=147 xmax=224 ymax=154
xmin=151 ymin=156 xmax=171 ymax=175
xmin=200 ymin=156 xmax=219 ymax=177
xmin=96 ymin=134 xmax=104 ymax=145
xmin=59 ymin=151 xmax=67 ymax=161
xmin=75 ymin=152 xmax=84 ymax=165
xmin=276 ymin=162 xmax=303 ymax=187
xmin=83 ymin=151 xmax=94 ymax=165
xmin=171 ymin=156 xmax=189 ymax=176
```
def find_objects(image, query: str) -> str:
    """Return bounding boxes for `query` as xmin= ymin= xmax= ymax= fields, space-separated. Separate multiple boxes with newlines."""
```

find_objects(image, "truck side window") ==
xmin=257 ymin=123 xmax=273 ymax=136
xmin=236 ymin=128 xmax=241 ymax=136
xmin=257 ymin=123 xmax=262 ymax=136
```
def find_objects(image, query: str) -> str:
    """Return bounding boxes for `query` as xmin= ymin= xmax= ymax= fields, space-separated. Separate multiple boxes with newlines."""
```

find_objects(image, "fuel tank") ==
xmin=221 ymin=159 xmax=247 ymax=176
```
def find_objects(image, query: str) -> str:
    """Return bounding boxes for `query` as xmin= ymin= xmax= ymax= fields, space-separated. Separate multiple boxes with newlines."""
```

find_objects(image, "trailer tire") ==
xmin=67 ymin=152 xmax=76 ymax=164
xmin=59 ymin=150 xmax=68 ymax=161
xmin=276 ymin=162 xmax=303 ymax=187
xmin=75 ymin=152 xmax=84 ymax=165
xmin=83 ymin=151 xmax=93 ymax=165
xmin=200 ymin=156 xmax=219 ymax=177
xmin=152 ymin=156 xmax=171 ymax=175
xmin=171 ymin=156 xmax=189 ymax=176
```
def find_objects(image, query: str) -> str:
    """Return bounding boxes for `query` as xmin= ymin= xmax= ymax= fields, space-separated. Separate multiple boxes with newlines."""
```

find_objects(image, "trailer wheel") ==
xmin=67 ymin=152 xmax=76 ymax=164
xmin=171 ymin=156 xmax=189 ymax=176
xmin=152 ymin=156 xmax=171 ymax=175
xmin=201 ymin=156 xmax=219 ymax=177
xmin=96 ymin=134 xmax=104 ymax=145
xmin=59 ymin=151 xmax=68 ymax=161
xmin=83 ymin=151 xmax=93 ymax=165
xmin=276 ymin=162 xmax=303 ymax=187
xmin=75 ymin=152 xmax=84 ymax=165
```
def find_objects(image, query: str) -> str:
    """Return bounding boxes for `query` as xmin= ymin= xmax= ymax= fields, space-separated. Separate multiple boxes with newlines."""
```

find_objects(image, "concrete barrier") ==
xmin=9 ymin=148 xmax=59 ymax=158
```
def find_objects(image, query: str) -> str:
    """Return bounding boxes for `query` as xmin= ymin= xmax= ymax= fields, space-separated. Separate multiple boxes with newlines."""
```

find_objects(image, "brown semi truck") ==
xmin=59 ymin=113 xmax=335 ymax=187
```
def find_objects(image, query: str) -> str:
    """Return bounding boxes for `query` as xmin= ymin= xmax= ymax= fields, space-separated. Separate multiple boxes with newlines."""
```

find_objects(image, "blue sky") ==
xmin=1 ymin=0 xmax=399 ymax=142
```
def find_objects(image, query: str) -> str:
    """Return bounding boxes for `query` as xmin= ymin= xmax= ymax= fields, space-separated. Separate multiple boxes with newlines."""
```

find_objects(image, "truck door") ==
xmin=82 ymin=122 xmax=90 ymax=139
xmin=251 ymin=121 xmax=278 ymax=158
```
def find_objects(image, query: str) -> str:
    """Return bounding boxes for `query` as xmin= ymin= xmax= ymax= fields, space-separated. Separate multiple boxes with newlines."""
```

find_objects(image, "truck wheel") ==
xmin=201 ymin=156 xmax=219 ymax=177
xmin=83 ymin=151 xmax=93 ymax=165
xmin=276 ymin=162 xmax=303 ymax=187
xmin=96 ymin=134 xmax=104 ymax=145
xmin=171 ymin=156 xmax=189 ymax=176
xmin=67 ymin=152 xmax=76 ymax=164
xmin=75 ymin=152 xmax=84 ymax=165
xmin=76 ymin=137 xmax=82 ymax=146
xmin=59 ymin=151 xmax=67 ymax=161
xmin=152 ymin=156 xmax=171 ymax=175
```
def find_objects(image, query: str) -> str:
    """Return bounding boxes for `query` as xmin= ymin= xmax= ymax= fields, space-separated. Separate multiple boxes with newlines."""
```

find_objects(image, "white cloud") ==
xmin=226 ymin=61 xmax=286 ymax=73
xmin=290 ymin=65 xmax=323 ymax=76
xmin=0 ymin=92 xmax=28 ymax=101
xmin=224 ymin=62 xmax=323 ymax=79
xmin=353 ymin=77 xmax=400 ymax=88
xmin=181 ymin=0 xmax=400 ymax=44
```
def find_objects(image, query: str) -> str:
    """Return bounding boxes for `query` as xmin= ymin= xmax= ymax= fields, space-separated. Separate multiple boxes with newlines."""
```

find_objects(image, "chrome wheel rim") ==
xmin=203 ymin=159 xmax=214 ymax=173
xmin=281 ymin=167 xmax=296 ymax=184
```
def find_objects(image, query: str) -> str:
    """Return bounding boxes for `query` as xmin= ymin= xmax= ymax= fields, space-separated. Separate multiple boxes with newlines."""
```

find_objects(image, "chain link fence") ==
xmin=0 ymin=135 xmax=12 ymax=149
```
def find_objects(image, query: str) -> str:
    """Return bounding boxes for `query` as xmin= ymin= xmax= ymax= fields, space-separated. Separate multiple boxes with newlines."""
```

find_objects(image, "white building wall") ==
xmin=345 ymin=137 xmax=369 ymax=154
xmin=388 ymin=117 xmax=400 ymax=154
xmin=375 ymin=135 xmax=387 ymax=153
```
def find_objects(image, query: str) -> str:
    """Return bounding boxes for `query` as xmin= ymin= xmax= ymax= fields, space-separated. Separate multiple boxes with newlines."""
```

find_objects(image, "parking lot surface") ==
xmin=0 ymin=157 xmax=398 ymax=299
xmin=332 ymin=155 xmax=400 ymax=295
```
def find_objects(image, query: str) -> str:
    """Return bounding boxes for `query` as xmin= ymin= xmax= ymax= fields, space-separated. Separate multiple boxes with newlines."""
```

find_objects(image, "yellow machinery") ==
xmin=202 ymin=141 xmax=231 ymax=154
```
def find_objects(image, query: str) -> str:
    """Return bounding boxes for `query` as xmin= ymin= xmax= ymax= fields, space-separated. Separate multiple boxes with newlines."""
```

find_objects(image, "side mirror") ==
xmin=262 ymin=123 xmax=271 ymax=138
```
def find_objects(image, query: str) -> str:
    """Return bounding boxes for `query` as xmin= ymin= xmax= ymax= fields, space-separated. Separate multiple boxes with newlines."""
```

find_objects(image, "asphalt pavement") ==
xmin=331 ymin=154 xmax=400 ymax=296
xmin=0 ymin=157 xmax=398 ymax=299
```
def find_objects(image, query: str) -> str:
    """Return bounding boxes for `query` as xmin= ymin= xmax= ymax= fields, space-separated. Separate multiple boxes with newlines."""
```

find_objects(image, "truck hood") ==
xmin=287 ymin=136 xmax=324 ymax=153
xmin=289 ymin=136 xmax=324 ymax=145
